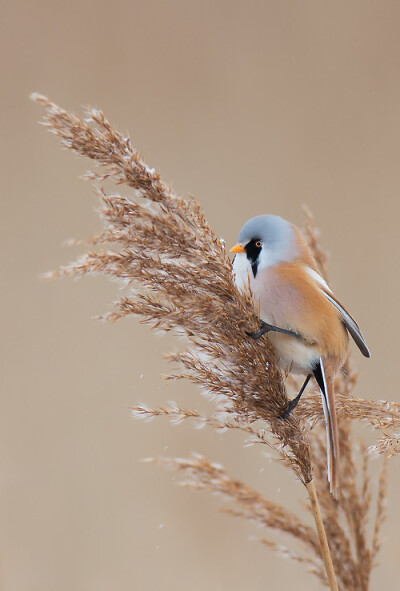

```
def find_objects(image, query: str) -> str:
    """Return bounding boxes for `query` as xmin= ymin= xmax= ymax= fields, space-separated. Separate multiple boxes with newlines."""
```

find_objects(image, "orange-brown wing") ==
xmin=320 ymin=289 xmax=370 ymax=358
xmin=304 ymin=265 xmax=370 ymax=358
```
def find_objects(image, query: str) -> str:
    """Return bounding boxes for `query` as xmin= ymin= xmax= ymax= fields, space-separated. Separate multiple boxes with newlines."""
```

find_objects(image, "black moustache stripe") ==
xmin=245 ymin=239 xmax=262 ymax=278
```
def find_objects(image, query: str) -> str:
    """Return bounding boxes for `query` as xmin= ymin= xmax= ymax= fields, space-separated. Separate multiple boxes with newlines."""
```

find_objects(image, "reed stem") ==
xmin=306 ymin=479 xmax=338 ymax=591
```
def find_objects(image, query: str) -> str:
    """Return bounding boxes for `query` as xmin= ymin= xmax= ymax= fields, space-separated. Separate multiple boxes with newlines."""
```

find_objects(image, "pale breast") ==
xmin=252 ymin=266 xmax=304 ymax=329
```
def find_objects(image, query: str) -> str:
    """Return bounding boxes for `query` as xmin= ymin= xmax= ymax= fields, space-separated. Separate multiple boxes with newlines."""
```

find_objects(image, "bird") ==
xmin=230 ymin=214 xmax=370 ymax=497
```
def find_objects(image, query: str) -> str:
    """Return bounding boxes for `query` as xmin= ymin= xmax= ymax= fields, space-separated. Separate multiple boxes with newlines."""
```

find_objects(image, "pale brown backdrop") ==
xmin=1 ymin=1 xmax=400 ymax=589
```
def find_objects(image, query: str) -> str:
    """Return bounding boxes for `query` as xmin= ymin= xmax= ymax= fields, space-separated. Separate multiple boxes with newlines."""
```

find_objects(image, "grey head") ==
xmin=236 ymin=214 xmax=298 ymax=277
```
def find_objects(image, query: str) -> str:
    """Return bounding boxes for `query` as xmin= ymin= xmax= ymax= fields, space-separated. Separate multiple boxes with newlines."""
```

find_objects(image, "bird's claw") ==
xmin=279 ymin=397 xmax=299 ymax=420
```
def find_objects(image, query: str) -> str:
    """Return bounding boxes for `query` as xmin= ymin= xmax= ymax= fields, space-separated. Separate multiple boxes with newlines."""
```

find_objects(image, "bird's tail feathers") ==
xmin=314 ymin=358 xmax=339 ymax=498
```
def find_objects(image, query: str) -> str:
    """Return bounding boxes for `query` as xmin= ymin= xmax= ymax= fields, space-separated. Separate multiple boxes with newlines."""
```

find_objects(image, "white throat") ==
xmin=232 ymin=253 xmax=254 ymax=291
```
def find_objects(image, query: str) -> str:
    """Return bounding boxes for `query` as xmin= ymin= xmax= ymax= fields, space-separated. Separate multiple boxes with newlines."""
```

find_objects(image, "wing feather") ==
xmin=305 ymin=266 xmax=370 ymax=358
xmin=322 ymin=290 xmax=370 ymax=358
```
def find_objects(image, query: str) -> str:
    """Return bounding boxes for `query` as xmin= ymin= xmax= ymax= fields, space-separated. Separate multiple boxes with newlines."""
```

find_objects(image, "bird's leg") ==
xmin=247 ymin=320 xmax=301 ymax=340
xmin=280 ymin=374 xmax=312 ymax=419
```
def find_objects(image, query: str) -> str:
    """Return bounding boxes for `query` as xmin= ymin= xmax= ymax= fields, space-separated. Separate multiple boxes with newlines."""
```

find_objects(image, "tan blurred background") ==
xmin=1 ymin=1 xmax=400 ymax=589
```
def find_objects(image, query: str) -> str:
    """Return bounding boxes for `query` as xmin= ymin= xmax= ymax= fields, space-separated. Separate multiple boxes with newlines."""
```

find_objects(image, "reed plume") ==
xmin=33 ymin=94 xmax=393 ymax=589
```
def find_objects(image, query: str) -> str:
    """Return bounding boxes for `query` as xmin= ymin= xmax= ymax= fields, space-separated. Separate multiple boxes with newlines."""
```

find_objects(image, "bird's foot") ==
xmin=279 ymin=396 xmax=301 ymax=419
xmin=246 ymin=321 xmax=270 ymax=339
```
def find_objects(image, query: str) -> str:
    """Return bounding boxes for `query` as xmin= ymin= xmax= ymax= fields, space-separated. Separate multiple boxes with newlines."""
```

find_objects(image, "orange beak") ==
xmin=230 ymin=243 xmax=246 ymax=254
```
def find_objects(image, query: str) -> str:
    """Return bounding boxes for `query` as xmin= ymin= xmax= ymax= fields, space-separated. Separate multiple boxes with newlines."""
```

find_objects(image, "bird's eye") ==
xmin=255 ymin=240 xmax=262 ymax=248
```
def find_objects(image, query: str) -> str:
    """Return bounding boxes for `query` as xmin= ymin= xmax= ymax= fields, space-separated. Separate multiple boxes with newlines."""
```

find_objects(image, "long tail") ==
xmin=313 ymin=358 xmax=339 ymax=498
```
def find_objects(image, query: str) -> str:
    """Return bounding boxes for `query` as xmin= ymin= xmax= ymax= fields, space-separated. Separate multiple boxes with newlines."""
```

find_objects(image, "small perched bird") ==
xmin=231 ymin=215 xmax=370 ymax=496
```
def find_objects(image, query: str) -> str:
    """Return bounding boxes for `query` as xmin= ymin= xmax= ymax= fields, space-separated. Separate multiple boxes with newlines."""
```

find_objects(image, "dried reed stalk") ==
xmin=307 ymin=480 xmax=337 ymax=591
xmin=33 ymin=94 xmax=392 ymax=589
